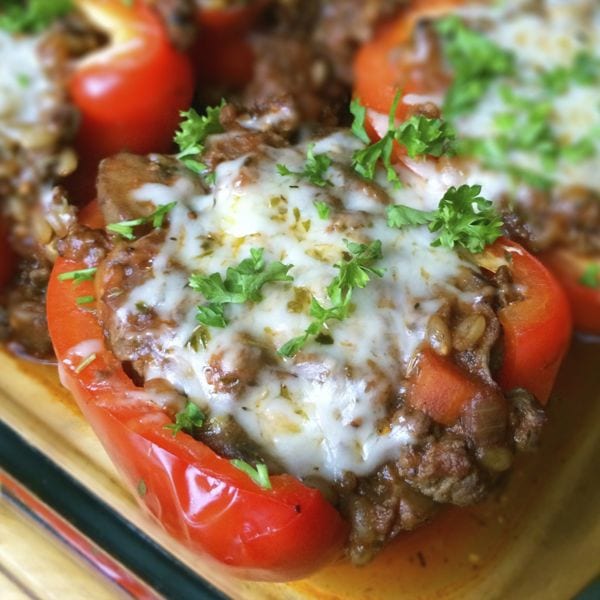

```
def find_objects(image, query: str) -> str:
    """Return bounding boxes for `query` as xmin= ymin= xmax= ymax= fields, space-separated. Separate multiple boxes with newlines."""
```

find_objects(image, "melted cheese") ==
xmin=0 ymin=31 xmax=56 ymax=137
xmin=454 ymin=0 xmax=600 ymax=194
xmin=390 ymin=1 xmax=600 ymax=201
xmin=116 ymin=132 xmax=485 ymax=481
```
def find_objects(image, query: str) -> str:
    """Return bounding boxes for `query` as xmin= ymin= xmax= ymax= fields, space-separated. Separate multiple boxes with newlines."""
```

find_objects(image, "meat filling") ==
xmin=58 ymin=116 xmax=546 ymax=563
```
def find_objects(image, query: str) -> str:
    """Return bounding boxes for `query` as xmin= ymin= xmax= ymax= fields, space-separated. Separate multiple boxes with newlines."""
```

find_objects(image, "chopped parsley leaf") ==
xmin=164 ymin=402 xmax=206 ymax=436
xmin=16 ymin=73 xmax=31 ymax=88
xmin=230 ymin=460 xmax=272 ymax=490
xmin=435 ymin=15 xmax=515 ymax=118
xmin=314 ymin=200 xmax=331 ymax=220
xmin=75 ymin=295 xmax=95 ymax=305
xmin=278 ymin=240 xmax=384 ymax=357
xmin=351 ymin=92 xmax=403 ymax=187
xmin=387 ymin=185 xmax=503 ymax=254
xmin=58 ymin=267 xmax=97 ymax=284
xmin=541 ymin=52 xmax=600 ymax=94
xmin=349 ymin=98 xmax=371 ymax=144
xmin=106 ymin=202 xmax=177 ymax=241
xmin=457 ymin=86 xmax=597 ymax=188
xmin=189 ymin=248 xmax=293 ymax=328
xmin=395 ymin=114 xmax=456 ymax=159
xmin=277 ymin=144 xmax=333 ymax=187
xmin=0 ymin=0 xmax=72 ymax=33
xmin=351 ymin=95 xmax=455 ymax=186
xmin=580 ymin=263 xmax=600 ymax=289
xmin=174 ymin=101 xmax=225 ymax=178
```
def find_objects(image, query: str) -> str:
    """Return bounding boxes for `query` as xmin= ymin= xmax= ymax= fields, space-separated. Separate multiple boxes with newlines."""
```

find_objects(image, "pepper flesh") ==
xmin=47 ymin=253 xmax=348 ymax=581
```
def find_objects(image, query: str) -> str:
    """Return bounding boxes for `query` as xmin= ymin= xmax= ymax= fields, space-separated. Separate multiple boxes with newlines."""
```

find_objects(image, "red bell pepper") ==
xmin=408 ymin=239 xmax=571 ymax=425
xmin=47 ymin=250 xmax=347 ymax=581
xmin=353 ymin=1 xmax=596 ymax=337
xmin=540 ymin=249 xmax=600 ymax=335
xmin=69 ymin=0 xmax=195 ymax=175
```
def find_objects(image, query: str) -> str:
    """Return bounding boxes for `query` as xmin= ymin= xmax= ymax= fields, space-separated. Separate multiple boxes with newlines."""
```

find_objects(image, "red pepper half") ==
xmin=490 ymin=239 xmax=572 ymax=404
xmin=47 ymin=253 xmax=347 ymax=581
xmin=69 ymin=0 xmax=194 ymax=171
xmin=353 ymin=1 xmax=595 ymax=337
xmin=540 ymin=249 xmax=600 ymax=335
xmin=408 ymin=239 xmax=571 ymax=425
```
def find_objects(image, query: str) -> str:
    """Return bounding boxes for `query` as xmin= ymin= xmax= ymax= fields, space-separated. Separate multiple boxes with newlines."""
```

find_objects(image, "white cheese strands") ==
xmin=0 ymin=31 xmax=57 ymax=137
xmin=114 ymin=132 xmax=486 ymax=481
xmin=374 ymin=0 xmax=600 ymax=205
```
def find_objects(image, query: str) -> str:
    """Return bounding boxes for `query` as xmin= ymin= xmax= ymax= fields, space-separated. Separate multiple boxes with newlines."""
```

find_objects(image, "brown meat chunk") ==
xmin=56 ymin=222 xmax=108 ymax=266
xmin=313 ymin=0 xmax=408 ymax=83
xmin=205 ymin=339 xmax=263 ymax=395
xmin=340 ymin=464 xmax=437 ymax=565
xmin=244 ymin=35 xmax=348 ymax=126
xmin=397 ymin=435 xmax=488 ymax=506
xmin=97 ymin=153 xmax=205 ymax=224
xmin=508 ymin=388 xmax=546 ymax=452
xmin=2 ymin=260 xmax=53 ymax=358
xmin=95 ymin=230 xmax=166 ymax=373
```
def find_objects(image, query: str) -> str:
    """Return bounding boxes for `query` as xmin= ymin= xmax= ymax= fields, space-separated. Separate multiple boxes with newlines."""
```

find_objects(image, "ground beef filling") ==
xmin=56 ymin=132 xmax=548 ymax=564
xmin=0 ymin=28 xmax=79 ymax=358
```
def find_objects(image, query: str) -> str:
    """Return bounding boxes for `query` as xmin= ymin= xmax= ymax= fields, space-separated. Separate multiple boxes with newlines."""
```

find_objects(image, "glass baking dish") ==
xmin=0 ymin=337 xmax=598 ymax=599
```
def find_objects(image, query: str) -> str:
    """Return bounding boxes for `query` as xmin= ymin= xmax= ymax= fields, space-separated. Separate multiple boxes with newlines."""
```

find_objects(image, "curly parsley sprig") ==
xmin=174 ymin=101 xmax=225 ymax=181
xmin=350 ymin=94 xmax=455 ymax=187
xmin=0 ymin=0 xmax=72 ymax=33
xmin=387 ymin=185 xmax=503 ymax=254
xmin=435 ymin=15 xmax=515 ymax=118
xmin=189 ymin=248 xmax=294 ymax=328
xmin=277 ymin=143 xmax=333 ymax=187
xmin=164 ymin=402 xmax=206 ymax=436
xmin=278 ymin=240 xmax=384 ymax=358
xmin=580 ymin=263 xmax=600 ymax=289
xmin=106 ymin=202 xmax=177 ymax=241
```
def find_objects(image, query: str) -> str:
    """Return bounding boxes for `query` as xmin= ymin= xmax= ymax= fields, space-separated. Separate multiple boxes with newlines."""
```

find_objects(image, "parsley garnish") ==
xmin=387 ymin=185 xmax=503 ymax=254
xmin=350 ymin=95 xmax=455 ymax=186
xmin=106 ymin=202 xmax=177 ymax=241
xmin=189 ymin=248 xmax=293 ymax=328
xmin=395 ymin=114 xmax=456 ymax=159
xmin=580 ymin=263 xmax=600 ymax=289
xmin=58 ymin=267 xmax=97 ymax=284
xmin=541 ymin=52 xmax=600 ymax=95
xmin=436 ymin=15 xmax=515 ymax=118
xmin=164 ymin=402 xmax=205 ymax=436
xmin=314 ymin=201 xmax=331 ymax=220
xmin=174 ymin=101 xmax=225 ymax=177
xmin=351 ymin=93 xmax=403 ymax=187
xmin=76 ymin=295 xmax=95 ymax=305
xmin=349 ymin=98 xmax=371 ymax=144
xmin=457 ymin=86 xmax=597 ymax=189
xmin=0 ymin=0 xmax=72 ymax=33
xmin=278 ymin=240 xmax=384 ymax=357
xmin=230 ymin=460 xmax=272 ymax=490
xmin=277 ymin=144 xmax=333 ymax=187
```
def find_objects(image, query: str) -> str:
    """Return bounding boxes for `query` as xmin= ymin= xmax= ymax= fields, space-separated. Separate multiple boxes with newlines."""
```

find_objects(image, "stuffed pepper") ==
xmin=48 ymin=101 xmax=571 ymax=580
xmin=354 ymin=0 xmax=600 ymax=333
xmin=0 ymin=0 xmax=194 ymax=357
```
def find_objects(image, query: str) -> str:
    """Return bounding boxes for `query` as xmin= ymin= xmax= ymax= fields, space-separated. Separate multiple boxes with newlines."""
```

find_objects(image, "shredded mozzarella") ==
xmin=115 ymin=132 xmax=485 ymax=481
